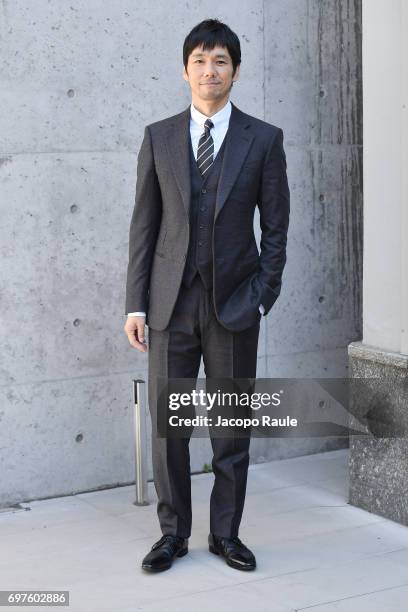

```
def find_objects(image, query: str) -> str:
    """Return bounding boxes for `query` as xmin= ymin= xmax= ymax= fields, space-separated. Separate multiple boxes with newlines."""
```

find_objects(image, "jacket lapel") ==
xmin=164 ymin=100 xmax=254 ymax=221
xmin=165 ymin=106 xmax=192 ymax=220
xmin=214 ymin=101 xmax=254 ymax=221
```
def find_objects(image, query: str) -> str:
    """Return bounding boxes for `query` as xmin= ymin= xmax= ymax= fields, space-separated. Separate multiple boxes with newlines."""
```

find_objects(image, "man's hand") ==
xmin=124 ymin=316 xmax=147 ymax=352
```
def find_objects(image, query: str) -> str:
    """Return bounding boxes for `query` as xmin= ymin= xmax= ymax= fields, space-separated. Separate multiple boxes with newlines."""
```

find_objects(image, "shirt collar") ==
xmin=190 ymin=99 xmax=232 ymax=129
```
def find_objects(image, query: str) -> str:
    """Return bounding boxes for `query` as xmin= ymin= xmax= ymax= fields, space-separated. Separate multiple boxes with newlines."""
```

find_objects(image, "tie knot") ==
xmin=204 ymin=118 xmax=214 ymax=133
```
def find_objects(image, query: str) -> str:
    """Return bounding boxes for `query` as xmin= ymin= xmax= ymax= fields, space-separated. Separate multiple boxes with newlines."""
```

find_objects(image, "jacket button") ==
xmin=198 ymin=241 xmax=203 ymax=246
xmin=201 ymin=188 xmax=207 ymax=194
xmin=200 ymin=206 xmax=206 ymax=211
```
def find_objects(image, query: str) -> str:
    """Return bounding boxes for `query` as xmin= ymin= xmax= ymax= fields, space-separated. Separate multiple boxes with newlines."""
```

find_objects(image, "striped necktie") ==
xmin=197 ymin=118 xmax=214 ymax=177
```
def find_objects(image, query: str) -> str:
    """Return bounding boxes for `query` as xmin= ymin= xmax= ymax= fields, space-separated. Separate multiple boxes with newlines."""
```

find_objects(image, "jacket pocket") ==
xmin=236 ymin=254 xmax=259 ymax=278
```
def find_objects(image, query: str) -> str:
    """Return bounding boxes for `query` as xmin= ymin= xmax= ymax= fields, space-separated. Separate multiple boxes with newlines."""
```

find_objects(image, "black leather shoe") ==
xmin=208 ymin=533 xmax=256 ymax=571
xmin=141 ymin=535 xmax=188 ymax=573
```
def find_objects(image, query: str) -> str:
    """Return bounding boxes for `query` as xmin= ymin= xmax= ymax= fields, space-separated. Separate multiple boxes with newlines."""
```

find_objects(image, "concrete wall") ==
xmin=361 ymin=0 xmax=408 ymax=355
xmin=347 ymin=0 xmax=407 ymax=527
xmin=0 ymin=0 xmax=362 ymax=505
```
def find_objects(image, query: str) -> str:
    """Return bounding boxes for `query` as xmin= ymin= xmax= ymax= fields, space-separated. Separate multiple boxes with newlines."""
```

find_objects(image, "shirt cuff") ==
xmin=259 ymin=303 xmax=265 ymax=315
xmin=127 ymin=312 xmax=146 ymax=317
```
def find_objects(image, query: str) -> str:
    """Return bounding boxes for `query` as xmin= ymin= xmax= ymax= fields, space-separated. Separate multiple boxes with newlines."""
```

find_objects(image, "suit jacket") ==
xmin=125 ymin=101 xmax=290 ymax=332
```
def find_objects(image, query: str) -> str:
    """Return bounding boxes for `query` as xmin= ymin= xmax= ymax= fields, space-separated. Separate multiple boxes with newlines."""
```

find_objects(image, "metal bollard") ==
xmin=132 ymin=379 xmax=149 ymax=506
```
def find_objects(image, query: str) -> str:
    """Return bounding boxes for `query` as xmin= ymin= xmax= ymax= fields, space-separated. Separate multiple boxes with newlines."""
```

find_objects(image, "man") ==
xmin=124 ymin=19 xmax=290 ymax=573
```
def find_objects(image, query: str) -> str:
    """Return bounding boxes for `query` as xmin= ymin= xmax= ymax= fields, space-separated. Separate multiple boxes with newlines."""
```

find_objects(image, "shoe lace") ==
xmin=152 ymin=534 xmax=183 ymax=552
xmin=215 ymin=535 xmax=244 ymax=550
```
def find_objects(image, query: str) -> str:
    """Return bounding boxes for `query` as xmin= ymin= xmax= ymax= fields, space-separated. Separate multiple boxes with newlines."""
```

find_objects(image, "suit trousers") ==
xmin=147 ymin=272 xmax=261 ymax=539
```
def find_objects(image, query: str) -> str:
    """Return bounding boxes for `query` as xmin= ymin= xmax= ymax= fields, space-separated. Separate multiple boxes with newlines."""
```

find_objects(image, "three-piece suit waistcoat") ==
xmin=181 ymin=129 xmax=229 ymax=290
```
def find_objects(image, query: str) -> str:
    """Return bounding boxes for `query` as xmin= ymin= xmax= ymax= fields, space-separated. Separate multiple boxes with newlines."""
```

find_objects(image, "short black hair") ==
xmin=183 ymin=19 xmax=241 ymax=76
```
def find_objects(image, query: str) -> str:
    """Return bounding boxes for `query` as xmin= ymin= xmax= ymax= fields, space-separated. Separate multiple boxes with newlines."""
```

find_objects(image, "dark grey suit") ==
xmin=125 ymin=101 xmax=290 ymax=331
xmin=125 ymin=101 xmax=290 ymax=538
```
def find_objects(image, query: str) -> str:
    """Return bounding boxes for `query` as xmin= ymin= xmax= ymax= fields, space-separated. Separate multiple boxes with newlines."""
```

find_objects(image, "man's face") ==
xmin=183 ymin=44 xmax=240 ymax=102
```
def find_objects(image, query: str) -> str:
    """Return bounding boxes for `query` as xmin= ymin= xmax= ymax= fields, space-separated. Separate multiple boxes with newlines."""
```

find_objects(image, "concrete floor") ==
xmin=1 ymin=449 xmax=408 ymax=611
